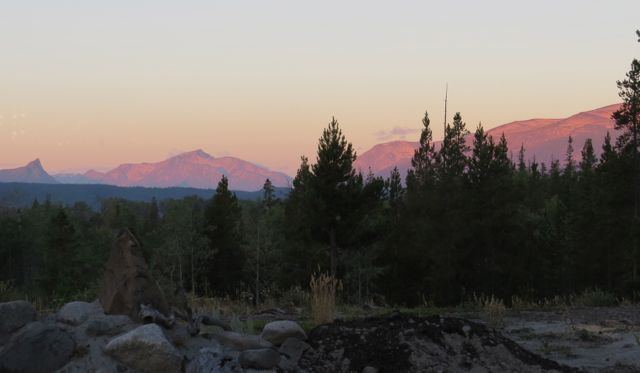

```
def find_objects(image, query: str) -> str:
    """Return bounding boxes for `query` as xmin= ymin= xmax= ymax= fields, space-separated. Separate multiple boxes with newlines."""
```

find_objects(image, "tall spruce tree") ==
xmin=203 ymin=176 xmax=244 ymax=295
xmin=310 ymin=117 xmax=359 ymax=277
xmin=438 ymin=112 xmax=470 ymax=178
xmin=468 ymin=123 xmax=494 ymax=187
xmin=262 ymin=178 xmax=275 ymax=208
xmin=517 ymin=143 xmax=527 ymax=173
xmin=407 ymin=110 xmax=436 ymax=189
xmin=43 ymin=208 xmax=79 ymax=296
xmin=386 ymin=166 xmax=404 ymax=208
xmin=564 ymin=136 xmax=576 ymax=177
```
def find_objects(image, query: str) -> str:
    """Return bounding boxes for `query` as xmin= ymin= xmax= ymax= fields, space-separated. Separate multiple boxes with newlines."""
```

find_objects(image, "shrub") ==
xmin=574 ymin=288 xmax=617 ymax=307
xmin=473 ymin=294 xmax=506 ymax=328
xmin=310 ymin=272 xmax=339 ymax=325
xmin=279 ymin=286 xmax=310 ymax=307
xmin=0 ymin=280 xmax=19 ymax=302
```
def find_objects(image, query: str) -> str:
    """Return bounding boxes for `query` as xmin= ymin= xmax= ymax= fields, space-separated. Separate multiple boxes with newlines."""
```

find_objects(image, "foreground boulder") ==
xmin=278 ymin=337 xmax=310 ymax=371
xmin=105 ymin=323 xmax=182 ymax=373
xmin=260 ymin=320 xmax=307 ymax=346
xmin=238 ymin=348 xmax=281 ymax=369
xmin=98 ymin=229 xmax=170 ymax=320
xmin=85 ymin=314 xmax=132 ymax=337
xmin=209 ymin=330 xmax=274 ymax=351
xmin=0 ymin=300 xmax=36 ymax=343
xmin=186 ymin=346 xmax=243 ymax=373
xmin=0 ymin=321 xmax=75 ymax=373
xmin=57 ymin=301 xmax=103 ymax=326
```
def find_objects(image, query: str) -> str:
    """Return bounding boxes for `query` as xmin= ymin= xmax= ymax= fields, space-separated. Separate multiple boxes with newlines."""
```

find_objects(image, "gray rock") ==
xmin=362 ymin=366 xmax=379 ymax=373
xmin=185 ymin=346 xmax=243 ymax=373
xmin=278 ymin=337 xmax=310 ymax=371
xmin=209 ymin=330 xmax=274 ymax=351
xmin=105 ymin=323 xmax=182 ymax=373
xmin=260 ymin=320 xmax=306 ymax=346
xmin=239 ymin=348 xmax=280 ymax=370
xmin=0 ymin=321 xmax=75 ymax=373
xmin=0 ymin=300 xmax=36 ymax=340
xmin=167 ymin=323 xmax=192 ymax=347
xmin=85 ymin=314 xmax=132 ymax=336
xmin=57 ymin=301 xmax=102 ymax=326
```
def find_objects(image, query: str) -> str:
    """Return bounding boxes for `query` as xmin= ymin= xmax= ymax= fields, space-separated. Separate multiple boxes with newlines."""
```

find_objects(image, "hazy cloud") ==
xmin=374 ymin=126 xmax=420 ymax=141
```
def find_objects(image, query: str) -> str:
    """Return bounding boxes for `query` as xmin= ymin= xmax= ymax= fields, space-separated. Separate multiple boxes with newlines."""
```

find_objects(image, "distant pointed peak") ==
xmin=26 ymin=158 xmax=44 ymax=169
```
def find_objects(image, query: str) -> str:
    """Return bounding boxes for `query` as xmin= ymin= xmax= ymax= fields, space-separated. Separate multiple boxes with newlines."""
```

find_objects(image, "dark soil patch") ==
xmin=299 ymin=312 xmax=578 ymax=373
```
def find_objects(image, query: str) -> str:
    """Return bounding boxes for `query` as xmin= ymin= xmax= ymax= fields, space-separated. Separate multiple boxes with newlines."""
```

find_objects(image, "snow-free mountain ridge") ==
xmin=354 ymin=104 xmax=622 ymax=178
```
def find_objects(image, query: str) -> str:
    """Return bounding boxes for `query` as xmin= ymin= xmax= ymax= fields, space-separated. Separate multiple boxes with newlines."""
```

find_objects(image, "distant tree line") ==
xmin=0 ymin=30 xmax=638 ymax=306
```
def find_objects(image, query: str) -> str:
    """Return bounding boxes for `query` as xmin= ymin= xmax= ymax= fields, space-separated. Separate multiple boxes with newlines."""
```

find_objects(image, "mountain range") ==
xmin=55 ymin=150 xmax=291 ymax=191
xmin=353 ymin=103 xmax=622 ymax=178
xmin=0 ymin=103 xmax=623 ymax=189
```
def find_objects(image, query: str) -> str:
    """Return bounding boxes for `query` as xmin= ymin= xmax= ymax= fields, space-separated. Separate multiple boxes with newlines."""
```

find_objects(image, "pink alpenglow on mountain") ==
xmin=0 ymin=159 xmax=59 ymax=184
xmin=81 ymin=150 xmax=291 ymax=191
xmin=354 ymin=141 xmax=419 ymax=178
xmin=354 ymin=104 xmax=622 ymax=178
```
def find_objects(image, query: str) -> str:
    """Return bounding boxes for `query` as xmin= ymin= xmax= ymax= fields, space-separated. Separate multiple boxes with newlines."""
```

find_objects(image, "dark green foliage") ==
xmin=407 ymin=111 xmax=436 ymax=189
xmin=203 ymin=176 xmax=245 ymax=295
xmin=262 ymin=179 xmax=276 ymax=208
xmin=285 ymin=118 xmax=364 ymax=279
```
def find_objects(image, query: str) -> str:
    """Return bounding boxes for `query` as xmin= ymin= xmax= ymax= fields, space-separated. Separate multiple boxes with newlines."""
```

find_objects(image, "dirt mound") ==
xmin=299 ymin=312 xmax=577 ymax=373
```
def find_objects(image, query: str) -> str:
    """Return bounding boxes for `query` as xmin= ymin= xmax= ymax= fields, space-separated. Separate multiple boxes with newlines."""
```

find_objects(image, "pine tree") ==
xmin=564 ymin=136 xmax=576 ymax=177
xmin=408 ymin=110 xmax=436 ymax=188
xmin=281 ymin=156 xmax=317 ymax=286
xmin=203 ymin=176 xmax=244 ymax=295
xmin=517 ymin=143 xmax=527 ymax=173
xmin=601 ymin=132 xmax=616 ymax=165
xmin=386 ymin=166 xmax=404 ymax=208
xmin=43 ymin=208 xmax=79 ymax=296
xmin=262 ymin=178 xmax=275 ymax=208
xmin=310 ymin=117 xmax=358 ymax=277
xmin=438 ymin=112 xmax=470 ymax=178
xmin=468 ymin=123 xmax=494 ymax=187
xmin=580 ymin=138 xmax=597 ymax=175
xmin=493 ymin=134 xmax=512 ymax=172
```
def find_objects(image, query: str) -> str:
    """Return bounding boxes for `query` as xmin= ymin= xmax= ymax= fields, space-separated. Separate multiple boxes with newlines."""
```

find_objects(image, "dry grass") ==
xmin=472 ymin=294 xmax=507 ymax=328
xmin=310 ymin=272 xmax=339 ymax=326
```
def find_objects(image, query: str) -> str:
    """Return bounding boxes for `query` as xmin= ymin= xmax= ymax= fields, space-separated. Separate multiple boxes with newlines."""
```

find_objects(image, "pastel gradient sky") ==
xmin=1 ymin=1 xmax=639 ymax=175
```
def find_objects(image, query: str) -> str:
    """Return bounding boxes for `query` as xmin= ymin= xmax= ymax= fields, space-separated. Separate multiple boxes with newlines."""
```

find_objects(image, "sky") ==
xmin=1 ymin=1 xmax=639 ymax=175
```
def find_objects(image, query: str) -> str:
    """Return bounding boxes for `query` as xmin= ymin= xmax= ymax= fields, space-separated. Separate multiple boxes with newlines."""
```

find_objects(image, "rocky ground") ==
xmin=0 ymin=298 xmax=610 ymax=373
xmin=497 ymin=306 xmax=640 ymax=372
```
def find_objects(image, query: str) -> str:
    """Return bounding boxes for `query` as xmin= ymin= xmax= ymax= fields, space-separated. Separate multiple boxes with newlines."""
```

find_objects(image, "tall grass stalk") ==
xmin=310 ymin=271 xmax=338 ymax=325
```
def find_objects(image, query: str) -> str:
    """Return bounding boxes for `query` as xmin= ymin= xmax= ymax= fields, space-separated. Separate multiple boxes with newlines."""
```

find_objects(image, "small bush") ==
xmin=279 ymin=286 xmax=309 ymax=307
xmin=310 ymin=272 xmax=339 ymax=325
xmin=0 ymin=280 xmax=19 ymax=302
xmin=510 ymin=295 xmax=534 ymax=311
xmin=472 ymin=294 xmax=506 ymax=328
xmin=574 ymin=288 xmax=617 ymax=307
